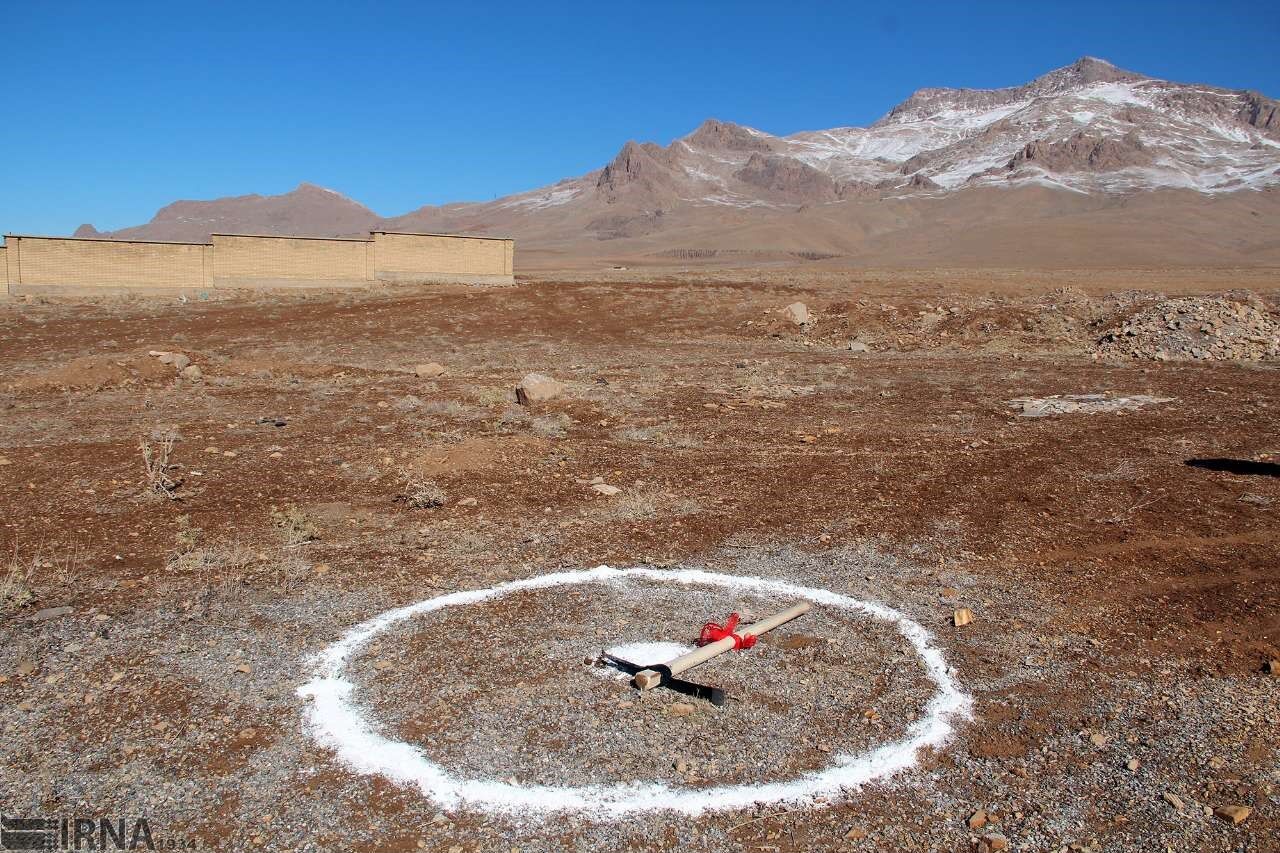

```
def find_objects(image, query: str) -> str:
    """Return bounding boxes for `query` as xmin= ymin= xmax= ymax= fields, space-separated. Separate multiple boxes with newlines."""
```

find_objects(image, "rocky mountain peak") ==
xmin=684 ymin=119 xmax=774 ymax=153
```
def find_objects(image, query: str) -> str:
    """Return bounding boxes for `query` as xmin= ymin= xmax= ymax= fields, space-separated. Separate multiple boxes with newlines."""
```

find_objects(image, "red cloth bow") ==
xmin=698 ymin=613 xmax=757 ymax=650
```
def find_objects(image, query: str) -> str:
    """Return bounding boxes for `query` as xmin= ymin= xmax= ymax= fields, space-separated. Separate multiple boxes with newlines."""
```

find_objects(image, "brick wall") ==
xmin=3 ymin=231 xmax=515 ymax=294
xmin=4 ymin=236 xmax=209 ymax=294
xmin=210 ymin=234 xmax=369 ymax=289
xmin=372 ymin=232 xmax=515 ymax=284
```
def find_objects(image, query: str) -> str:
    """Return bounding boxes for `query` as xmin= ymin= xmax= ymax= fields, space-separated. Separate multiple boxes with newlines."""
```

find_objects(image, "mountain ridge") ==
xmin=69 ymin=57 xmax=1280 ymax=267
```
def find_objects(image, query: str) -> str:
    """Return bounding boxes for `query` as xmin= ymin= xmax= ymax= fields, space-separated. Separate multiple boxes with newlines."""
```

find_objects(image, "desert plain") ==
xmin=0 ymin=266 xmax=1277 ymax=852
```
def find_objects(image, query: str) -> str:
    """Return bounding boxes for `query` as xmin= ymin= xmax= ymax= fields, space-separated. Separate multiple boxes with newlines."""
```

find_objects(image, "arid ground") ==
xmin=1 ymin=268 xmax=1277 ymax=852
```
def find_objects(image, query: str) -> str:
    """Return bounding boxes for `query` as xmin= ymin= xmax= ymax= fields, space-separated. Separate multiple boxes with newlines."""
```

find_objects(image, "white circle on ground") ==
xmin=297 ymin=565 xmax=973 ymax=817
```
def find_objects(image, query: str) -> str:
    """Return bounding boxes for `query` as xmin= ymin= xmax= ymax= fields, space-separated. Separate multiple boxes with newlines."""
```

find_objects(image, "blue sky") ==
xmin=3 ymin=0 xmax=1277 ymax=235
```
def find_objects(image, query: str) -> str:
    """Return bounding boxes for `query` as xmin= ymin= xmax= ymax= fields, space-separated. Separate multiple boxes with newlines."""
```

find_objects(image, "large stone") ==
xmin=29 ymin=606 xmax=73 ymax=622
xmin=414 ymin=363 xmax=446 ymax=379
xmin=782 ymin=302 xmax=810 ymax=326
xmin=1213 ymin=805 xmax=1251 ymax=824
xmin=516 ymin=373 xmax=565 ymax=405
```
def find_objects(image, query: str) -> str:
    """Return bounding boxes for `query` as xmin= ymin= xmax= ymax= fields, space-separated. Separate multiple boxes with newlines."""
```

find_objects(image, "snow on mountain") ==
xmin=78 ymin=57 xmax=1280 ymax=246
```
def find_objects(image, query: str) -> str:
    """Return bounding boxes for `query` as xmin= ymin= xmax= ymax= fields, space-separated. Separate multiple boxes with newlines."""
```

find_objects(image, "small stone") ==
xmin=515 ymin=373 xmax=565 ymax=405
xmin=1126 ymin=758 xmax=1141 ymax=771
xmin=968 ymin=810 xmax=989 ymax=830
xmin=15 ymin=660 xmax=36 ymax=677
xmin=847 ymin=340 xmax=870 ymax=353
xmin=1213 ymin=805 xmax=1251 ymax=824
xmin=1162 ymin=792 xmax=1184 ymax=810
xmin=374 ymin=659 xmax=393 ymax=671
xmin=591 ymin=483 xmax=621 ymax=496
xmin=844 ymin=826 xmax=867 ymax=841
xmin=782 ymin=302 xmax=810 ymax=326
xmin=181 ymin=364 xmax=203 ymax=381
xmin=953 ymin=607 xmax=974 ymax=627
xmin=457 ymin=497 xmax=477 ymax=507
xmin=1089 ymin=732 xmax=1109 ymax=747
xmin=234 ymin=663 xmax=252 ymax=674
xmin=415 ymin=363 xmax=446 ymax=379
xmin=313 ymin=563 xmax=330 ymax=576
xmin=981 ymin=834 xmax=1009 ymax=852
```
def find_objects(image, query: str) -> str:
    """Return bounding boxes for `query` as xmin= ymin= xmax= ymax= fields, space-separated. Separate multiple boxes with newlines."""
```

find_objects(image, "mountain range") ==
xmin=74 ymin=58 xmax=1280 ymax=268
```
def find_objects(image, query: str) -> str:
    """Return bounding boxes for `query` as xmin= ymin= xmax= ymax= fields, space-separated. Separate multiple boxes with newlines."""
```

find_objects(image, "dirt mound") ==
xmin=1095 ymin=294 xmax=1280 ymax=361
xmin=7 ymin=352 xmax=176 ymax=392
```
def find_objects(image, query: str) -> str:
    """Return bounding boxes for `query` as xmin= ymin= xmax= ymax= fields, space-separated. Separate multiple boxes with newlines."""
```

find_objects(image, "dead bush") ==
xmin=140 ymin=430 xmax=180 ymax=499
xmin=400 ymin=478 xmax=447 ymax=509
xmin=271 ymin=504 xmax=320 ymax=544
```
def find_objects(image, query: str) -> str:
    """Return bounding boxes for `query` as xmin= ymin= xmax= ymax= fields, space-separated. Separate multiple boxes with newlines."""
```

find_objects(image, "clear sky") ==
xmin=3 ymin=0 xmax=1277 ymax=236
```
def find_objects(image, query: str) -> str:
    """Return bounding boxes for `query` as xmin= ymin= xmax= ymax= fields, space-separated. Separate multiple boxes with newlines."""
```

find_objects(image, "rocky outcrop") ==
xmin=73 ymin=224 xmax=101 ymax=238
xmin=595 ymin=141 xmax=679 ymax=203
xmin=1008 ymin=131 xmax=1154 ymax=173
xmin=734 ymin=153 xmax=838 ymax=202
xmin=685 ymin=119 xmax=774 ymax=153
xmin=1238 ymin=91 xmax=1280 ymax=140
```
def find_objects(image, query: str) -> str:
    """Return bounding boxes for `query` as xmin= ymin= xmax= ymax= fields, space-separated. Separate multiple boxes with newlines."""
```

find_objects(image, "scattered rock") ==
xmin=1213 ymin=805 xmax=1251 ymax=824
xmin=1012 ymin=393 xmax=1173 ymax=418
xmin=844 ymin=826 xmax=868 ymax=841
xmin=782 ymin=302 xmax=810 ymax=326
xmin=980 ymin=834 xmax=1009 ymax=852
xmin=591 ymin=483 xmax=621 ymax=496
xmin=1126 ymin=758 xmax=1141 ymax=771
xmin=457 ymin=497 xmax=478 ymax=507
xmin=515 ymin=373 xmax=565 ymax=405
xmin=415 ymin=363 xmax=446 ymax=379
xmin=181 ymin=364 xmax=203 ymax=382
xmin=847 ymin=340 xmax=870 ymax=353
xmin=1096 ymin=294 xmax=1280 ymax=362
xmin=1162 ymin=792 xmax=1185 ymax=810
xmin=953 ymin=607 xmax=974 ymax=627
xmin=967 ymin=810 xmax=988 ymax=830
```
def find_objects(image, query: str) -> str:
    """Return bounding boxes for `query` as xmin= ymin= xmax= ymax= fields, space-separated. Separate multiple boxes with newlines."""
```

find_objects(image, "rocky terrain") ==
xmin=0 ymin=268 xmax=1276 ymax=852
xmin=69 ymin=58 xmax=1280 ymax=268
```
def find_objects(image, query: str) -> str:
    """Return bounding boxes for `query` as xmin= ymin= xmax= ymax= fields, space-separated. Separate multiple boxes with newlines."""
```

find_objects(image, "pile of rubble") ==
xmin=1095 ymin=294 xmax=1280 ymax=362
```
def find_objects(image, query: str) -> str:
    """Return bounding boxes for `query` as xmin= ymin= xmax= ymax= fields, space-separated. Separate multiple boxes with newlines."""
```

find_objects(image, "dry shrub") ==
xmin=2 ymin=542 xmax=84 ymax=615
xmin=401 ymin=478 xmax=447 ymax=509
xmin=271 ymin=504 xmax=320 ymax=544
xmin=140 ymin=430 xmax=180 ymax=499
xmin=531 ymin=413 xmax=571 ymax=439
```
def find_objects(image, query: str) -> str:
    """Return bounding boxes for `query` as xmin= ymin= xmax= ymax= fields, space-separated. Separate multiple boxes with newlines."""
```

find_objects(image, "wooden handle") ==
xmin=635 ymin=601 xmax=811 ymax=690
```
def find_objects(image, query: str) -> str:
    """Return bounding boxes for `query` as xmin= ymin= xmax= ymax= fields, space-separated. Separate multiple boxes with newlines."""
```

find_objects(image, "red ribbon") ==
xmin=698 ymin=612 xmax=757 ymax=650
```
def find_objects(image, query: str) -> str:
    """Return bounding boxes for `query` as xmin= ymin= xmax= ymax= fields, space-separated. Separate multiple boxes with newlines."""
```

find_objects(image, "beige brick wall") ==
xmin=2 ymin=231 xmax=514 ymax=294
xmin=6 ymin=236 xmax=208 ymax=292
xmin=211 ymin=234 xmax=369 ymax=288
xmin=372 ymin=232 xmax=514 ymax=283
